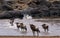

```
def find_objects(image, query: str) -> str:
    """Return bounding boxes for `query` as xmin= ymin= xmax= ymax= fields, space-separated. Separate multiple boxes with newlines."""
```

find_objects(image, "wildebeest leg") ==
xmin=22 ymin=28 xmax=25 ymax=31
xmin=37 ymin=32 xmax=39 ymax=36
xmin=11 ymin=23 xmax=13 ymax=26
xmin=33 ymin=31 xmax=35 ymax=36
xmin=47 ymin=28 xmax=49 ymax=32
xmin=25 ymin=27 xmax=27 ymax=31
xmin=21 ymin=28 xmax=23 ymax=31
xmin=44 ymin=29 xmax=46 ymax=32
xmin=17 ymin=27 xmax=19 ymax=30
xmin=10 ymin=21 xmax=14 ymax=26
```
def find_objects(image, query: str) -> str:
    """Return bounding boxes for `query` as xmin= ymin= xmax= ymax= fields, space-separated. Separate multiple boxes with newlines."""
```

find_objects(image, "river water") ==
xmin=0 ymin=18 xmax=60 ymax=36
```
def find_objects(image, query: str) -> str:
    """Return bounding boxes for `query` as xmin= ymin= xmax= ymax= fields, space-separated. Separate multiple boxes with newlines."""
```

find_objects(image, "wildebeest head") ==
xmin=20 ymin=23 xmax=23 ymax=25
xmin=42 ymin=24 xmax=46 ymax=27
xmin=30 ymin=24 xmax=36 ymax=29
xmin=16 ymin=22 xmax=19 ymax=25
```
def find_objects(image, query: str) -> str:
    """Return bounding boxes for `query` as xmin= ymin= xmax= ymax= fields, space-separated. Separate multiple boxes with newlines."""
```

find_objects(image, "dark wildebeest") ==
xmin=10 ymin=18 xmax=14 ymax=26
xmin=42 ymin=24 xmax=49 ymax=32
xmin=16 ymin=22 xmax=20 ymax=29
xmin=16 ymin=23 xmax=27 ymax=31
xmin=30 ymin=24 xmax=40 ymax=36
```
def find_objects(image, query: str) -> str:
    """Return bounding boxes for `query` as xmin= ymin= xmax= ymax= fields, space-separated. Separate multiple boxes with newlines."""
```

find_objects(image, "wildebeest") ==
xmin=42 ymin=24 xmax=49 ymax=32
xmin=30 ymin=24 xmax=40 ymax=36
xmin=16 ymin=23 xmax=27 ymax=31
xmin=16 ymin=22 xmax=20 ymax=29
xmin=10 ymin=18 xmax=14 ymax=26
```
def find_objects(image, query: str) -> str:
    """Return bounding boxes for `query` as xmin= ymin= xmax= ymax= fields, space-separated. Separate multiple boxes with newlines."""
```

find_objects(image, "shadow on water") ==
xmin=20 ymin=30 xmax=27 ymax=34
xmin=14 ymin=29 xmax=27 ymax=34
xmin=40 ymin=31 xmax=50 ymax=35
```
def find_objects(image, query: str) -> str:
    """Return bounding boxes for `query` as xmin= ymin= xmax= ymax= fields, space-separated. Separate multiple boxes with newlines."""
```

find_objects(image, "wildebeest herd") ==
xmin=9 ymin=19 xmax=49 ymax=36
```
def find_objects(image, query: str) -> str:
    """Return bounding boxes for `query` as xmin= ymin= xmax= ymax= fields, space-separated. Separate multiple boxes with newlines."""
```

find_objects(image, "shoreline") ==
xmin=0 ymin=36 xmax=59 ymax=38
